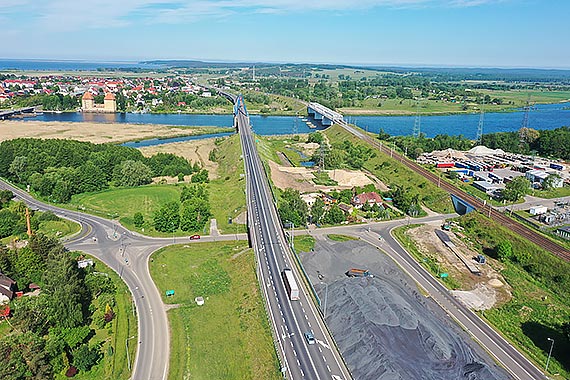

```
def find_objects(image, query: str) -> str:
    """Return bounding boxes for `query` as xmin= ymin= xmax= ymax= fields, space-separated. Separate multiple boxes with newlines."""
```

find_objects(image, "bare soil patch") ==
xmin=138 ymin=138 xmax=219 ymax=180
xmin=406 ymin=224 xmax=512 ymax=310
xmin=267 ymin=159 xmax=388 ymax=193
xmin=0 ymin=120 xmax=218 ymax=144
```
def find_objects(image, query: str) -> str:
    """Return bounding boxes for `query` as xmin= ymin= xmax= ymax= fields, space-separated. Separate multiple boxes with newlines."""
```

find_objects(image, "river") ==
xmin=22 ymin=102 xmax=570 ymax=144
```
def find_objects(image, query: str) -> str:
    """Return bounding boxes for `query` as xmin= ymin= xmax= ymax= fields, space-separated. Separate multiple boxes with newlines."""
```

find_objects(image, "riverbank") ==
xmin=0 ymin=120 xmax=232 ymax=144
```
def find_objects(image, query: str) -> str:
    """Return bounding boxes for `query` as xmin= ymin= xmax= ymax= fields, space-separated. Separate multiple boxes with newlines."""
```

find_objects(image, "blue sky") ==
xmin=1 ymin=0 xmax=568 ymax=68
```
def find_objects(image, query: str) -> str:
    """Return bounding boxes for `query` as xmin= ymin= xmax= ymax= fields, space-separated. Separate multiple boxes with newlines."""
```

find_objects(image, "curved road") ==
xmin=0 ymin=178 xmax=245 ymax=380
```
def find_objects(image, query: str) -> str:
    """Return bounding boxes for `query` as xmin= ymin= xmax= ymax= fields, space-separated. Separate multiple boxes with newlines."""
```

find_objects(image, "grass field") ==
xmin=149 ymin=242 xmax=281 ymax=380
xmin=293 ymin=235 xmax=316 ymax=253
xmin=451 ymin=213 xmax=570 ymax=379
xmin=53 ymin=256 xmax=137 ymax=380
xmin=323 ymin=125 xmax=454 ymax=214
xmin=68 ymin=135 xmax=247 ymax=237
xmin=327 ymin=234 xmax=358 ymax=242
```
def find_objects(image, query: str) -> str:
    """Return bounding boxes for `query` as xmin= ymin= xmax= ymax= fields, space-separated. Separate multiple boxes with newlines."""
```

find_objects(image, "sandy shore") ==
xmin=0 ymin=120 xmax=227 ymax=144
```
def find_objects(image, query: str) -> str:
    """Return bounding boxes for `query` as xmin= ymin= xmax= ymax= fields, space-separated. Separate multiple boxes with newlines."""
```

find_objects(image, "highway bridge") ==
xmin=0 ymin=107 xmax=36 ymax=119
xmin=234 ymin=94 xmax=352 ymax=379
xmin=307 ymin=102 xmax=343 ymax=126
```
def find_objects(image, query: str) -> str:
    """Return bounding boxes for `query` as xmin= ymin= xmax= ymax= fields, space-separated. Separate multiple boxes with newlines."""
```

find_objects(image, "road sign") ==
xmin=166 ymin=290 xmax=175 ymax=296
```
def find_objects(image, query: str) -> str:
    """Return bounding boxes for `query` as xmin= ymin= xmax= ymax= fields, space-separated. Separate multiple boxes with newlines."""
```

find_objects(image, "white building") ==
xmin=525 ymin=170 xmax=563 ymax=188
xmin=529 ymin=205 xmax=548 ymax=215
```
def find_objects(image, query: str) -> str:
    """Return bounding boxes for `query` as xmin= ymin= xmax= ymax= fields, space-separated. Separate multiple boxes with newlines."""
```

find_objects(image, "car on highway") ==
xmin=304 ymin=331 xmax=316 ymax=345
xmin=189 ymin=234 xmax=201 ymax=240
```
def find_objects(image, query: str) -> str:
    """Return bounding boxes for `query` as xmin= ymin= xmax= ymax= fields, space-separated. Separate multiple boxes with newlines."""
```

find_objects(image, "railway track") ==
xmin=338 ymin=121 xmax=570 ymax=261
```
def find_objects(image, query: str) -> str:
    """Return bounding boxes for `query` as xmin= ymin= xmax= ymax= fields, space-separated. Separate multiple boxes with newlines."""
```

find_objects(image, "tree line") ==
xmin=0 ymin=232 xmax=121 ymax=378
xmin=151 ymin=184 xmax=212 ymax=233
xmin=0 ymin=138 xmax=205 ymax=203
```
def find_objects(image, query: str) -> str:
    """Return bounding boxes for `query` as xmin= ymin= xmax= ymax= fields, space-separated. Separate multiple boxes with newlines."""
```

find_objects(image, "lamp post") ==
xmin=126 ymin=335 xmax=136 ymax=371
xmin=321 ymin=281 xmax=329 ymax=319
xmin=545 ymin=337 xmax=555 ymax=372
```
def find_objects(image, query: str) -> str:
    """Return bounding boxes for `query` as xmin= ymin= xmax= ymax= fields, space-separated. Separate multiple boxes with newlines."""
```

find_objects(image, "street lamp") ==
xmin=126 ymin=335 xmax=136 ymax=371
xmin=545 ymin=337 xmax=555 ymax=372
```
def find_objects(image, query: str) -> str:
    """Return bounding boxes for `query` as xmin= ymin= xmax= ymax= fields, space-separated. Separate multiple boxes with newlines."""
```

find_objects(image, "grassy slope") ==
xmin=208 ymin=134 xmax=247 ymax=234
xmin=149 ymin=242 xmax=281 ymax=380
xmin=68 ymin=134 xmax=247 ymax=236
xmin=455 ymin=213 xmax=570 ymax=379
xmin=323 ymin=125 xmax=454 ymax=214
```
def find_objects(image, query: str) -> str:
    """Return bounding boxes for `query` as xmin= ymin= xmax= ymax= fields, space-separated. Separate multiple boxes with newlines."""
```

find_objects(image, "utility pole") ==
xmin=476 ymin=100 xmax=485 ymax=145
xmin=413 ymin=100 xmax=421 ymax=138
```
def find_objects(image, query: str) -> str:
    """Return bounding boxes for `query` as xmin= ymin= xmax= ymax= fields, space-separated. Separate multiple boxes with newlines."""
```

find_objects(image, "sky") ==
xmin=1 ymin=0 xmax=569 ymax=68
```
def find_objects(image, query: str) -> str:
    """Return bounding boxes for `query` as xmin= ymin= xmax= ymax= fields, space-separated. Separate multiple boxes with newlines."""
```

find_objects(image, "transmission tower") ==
xmin=319 ymin=143 xmax=325 ymax=173
xmin=412 ymin=101 xmax=421 ymax=138
xmin=519 ymin=95 xmax=532 ymax=149
xmin=476 ymin=103 xmax=485 ymax=145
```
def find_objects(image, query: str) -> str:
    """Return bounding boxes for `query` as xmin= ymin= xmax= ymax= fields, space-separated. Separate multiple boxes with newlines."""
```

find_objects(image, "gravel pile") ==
xmin=301 ymin=238 xmax=510 ymax=380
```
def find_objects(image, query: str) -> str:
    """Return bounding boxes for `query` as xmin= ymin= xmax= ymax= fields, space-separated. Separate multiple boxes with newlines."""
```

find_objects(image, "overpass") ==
xmin=0 ymin=107 xmax=36 ymax=119
xmin=232 ymin=94 xmax=352 ymax=379
xmin=307 ymin=102 xmax=344 ymax=126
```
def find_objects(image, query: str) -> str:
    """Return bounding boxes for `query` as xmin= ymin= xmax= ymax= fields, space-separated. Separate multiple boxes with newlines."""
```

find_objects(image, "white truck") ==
xmin=282 ymin=268 xmax=300 ymax=301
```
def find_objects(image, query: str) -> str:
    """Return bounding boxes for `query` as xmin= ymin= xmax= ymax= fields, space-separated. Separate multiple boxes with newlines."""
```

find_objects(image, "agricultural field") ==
xmin=149 ymin=241 xmax=280 ymax=380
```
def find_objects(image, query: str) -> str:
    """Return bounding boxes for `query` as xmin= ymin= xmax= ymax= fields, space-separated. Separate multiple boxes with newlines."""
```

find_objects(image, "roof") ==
xmin=473 ymin=181 xmax=501 ymax=190
xmin=352 ymin=192 xmax=383 ymax=205
xmin=82 ymin=91 xmax=94 ymax=100
xmin=104 ymin=92 xmax=116 ymax=100
xmin=558 ymin=226 xmax=570 ymax=233
xmin=0 ymin=273 xmax=15 ymax=288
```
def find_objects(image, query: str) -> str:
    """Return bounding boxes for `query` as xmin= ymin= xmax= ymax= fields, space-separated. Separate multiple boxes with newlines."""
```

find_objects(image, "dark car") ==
xmin=189 ymin=235 xmax=201 ymax=240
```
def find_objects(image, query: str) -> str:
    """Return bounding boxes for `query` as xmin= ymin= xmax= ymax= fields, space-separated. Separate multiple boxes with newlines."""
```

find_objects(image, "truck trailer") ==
xmin=282 ymin=268 xmax=300 ymax=301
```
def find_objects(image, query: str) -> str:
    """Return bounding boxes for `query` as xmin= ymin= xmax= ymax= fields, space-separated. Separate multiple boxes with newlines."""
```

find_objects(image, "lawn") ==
xmin=68 ymin=135 xmax=247 ymax=237
xmin=149 ymin=242 xmax=281 ymax=380
xmin=323 ymin=125 xmax=454 ymax=214
xmin=327 ymin=234 xmax=358 ymax=242
xmin=37 ymin=218 xmax=81 ymax=238
xmin=293 ymin=235 xmax=316 ymax=253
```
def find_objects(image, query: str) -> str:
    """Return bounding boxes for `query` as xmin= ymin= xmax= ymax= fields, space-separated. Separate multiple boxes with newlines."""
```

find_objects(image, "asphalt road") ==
xmin=0 ymin=178 xmax=246 ymax=380
xmin=236 ymin=103 xmax=352 ymax=380
xmin=302 ymin=218 xmax=548 ymax=380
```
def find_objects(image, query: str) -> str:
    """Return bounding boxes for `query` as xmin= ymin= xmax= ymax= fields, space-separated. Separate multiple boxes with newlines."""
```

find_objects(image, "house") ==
xmin=352 ymin=192 xmax=383 ymax=209
xmin=0 ymin=273 xmax=16 ymax=304
xmin=300 ymin=193 xmax=319 ymax=208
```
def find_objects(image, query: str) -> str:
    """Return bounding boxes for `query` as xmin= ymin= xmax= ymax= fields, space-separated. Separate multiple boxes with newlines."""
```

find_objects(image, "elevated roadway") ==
xmin=235 ymin=98 xmax=352 ymax=379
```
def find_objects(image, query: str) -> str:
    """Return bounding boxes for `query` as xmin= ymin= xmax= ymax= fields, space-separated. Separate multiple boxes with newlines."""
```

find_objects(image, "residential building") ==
xmin=0 ymin=273 xmax=16 ymax=304
xmin=352 ymin=192 xmax=383 ymax=208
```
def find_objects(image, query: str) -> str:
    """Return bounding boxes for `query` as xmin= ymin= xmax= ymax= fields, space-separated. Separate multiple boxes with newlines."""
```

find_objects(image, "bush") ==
xmin=72 ymin=344 xmax=101 ymax=372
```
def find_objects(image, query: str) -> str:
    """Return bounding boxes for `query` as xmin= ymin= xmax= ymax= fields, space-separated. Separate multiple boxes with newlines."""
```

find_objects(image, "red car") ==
xmin=189 ymin=235 xmax=201 ymax=240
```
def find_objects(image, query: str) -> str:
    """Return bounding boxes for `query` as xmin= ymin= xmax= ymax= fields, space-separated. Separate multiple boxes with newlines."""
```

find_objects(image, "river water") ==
xmin=21 ymin=102 xmax=570 ymax=146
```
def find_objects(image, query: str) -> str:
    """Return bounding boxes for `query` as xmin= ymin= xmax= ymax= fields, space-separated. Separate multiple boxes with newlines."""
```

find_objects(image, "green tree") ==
xmin=153 ymin=201 xmax=180 ymax=232
xmin=9 ymin=155 xmax=27 ymax=182
xmin=542 ymin=173 xmax=562 ymax=190
xmin=502 ymin=176 xmax=530 ymax=202
xmin=278 ymin=188 xmax=308 ymax=227
xmin=133 ymin=212 xmax=144 ymax=228
xmin=180 ymin=199 xmax=211 ymax=232
xmin=0 ymin=209 xmax=20 ymax=238
xmin=77 ymin=161 xmax=107 ymax=193
xmin=310 ymin=198 xmax=326 ymax=224
xmin=323 ymin=204 xmax=346 ymax=224
xmin=114 ymin=160 xmax=153 ymax=187
xmin=72 ymin=343 xmax=101 ymax=372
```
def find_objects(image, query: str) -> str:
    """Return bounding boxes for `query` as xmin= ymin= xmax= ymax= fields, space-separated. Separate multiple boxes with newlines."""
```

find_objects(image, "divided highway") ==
xmin=235 ymin=99 xmax=352 ymax=379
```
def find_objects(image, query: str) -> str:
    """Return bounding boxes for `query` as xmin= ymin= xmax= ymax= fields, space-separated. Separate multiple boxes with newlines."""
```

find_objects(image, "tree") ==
xmin=180 ymin=199 xmax=211 ymax=232
xmin=153 ymin=201 xmax=180 ymax=232
xmin=133 ymin=212 xmax=144 ymax=228
xmin=502 ymin=176 xmax=530 ymax=202
xmin=72 ymin=343 xmax=101 ymax=372
xmin=114 ymin=160 xmax=152 ymax=187
xmin=323 ymin=204 xmax=346 ymax=224
xmin=77 ymin=161 xmax=107 ymax=193
xmin=0 ymin=209 xmax=20 ymax=238
xmin=496 ymin=240 xmax=513 ymax=262
xmin=310 ymin=198 xmax=325 ymax=224
xmin=543 ymin=173 xmax=562 ymax=190
xmin=8 ymin=155 xmax=27 ymax=182
xmin=278 ymin=189 xmax=308 ymax=227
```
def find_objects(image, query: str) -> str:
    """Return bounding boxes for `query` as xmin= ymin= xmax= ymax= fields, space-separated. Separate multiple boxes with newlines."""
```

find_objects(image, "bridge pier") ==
xmin=306 ymin=102 xmax=343 ymax=127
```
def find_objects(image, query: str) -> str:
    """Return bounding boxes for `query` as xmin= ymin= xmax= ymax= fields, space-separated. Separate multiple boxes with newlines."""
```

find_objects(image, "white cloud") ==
xmin=2 ymin=0 xmax=504 ymax=31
